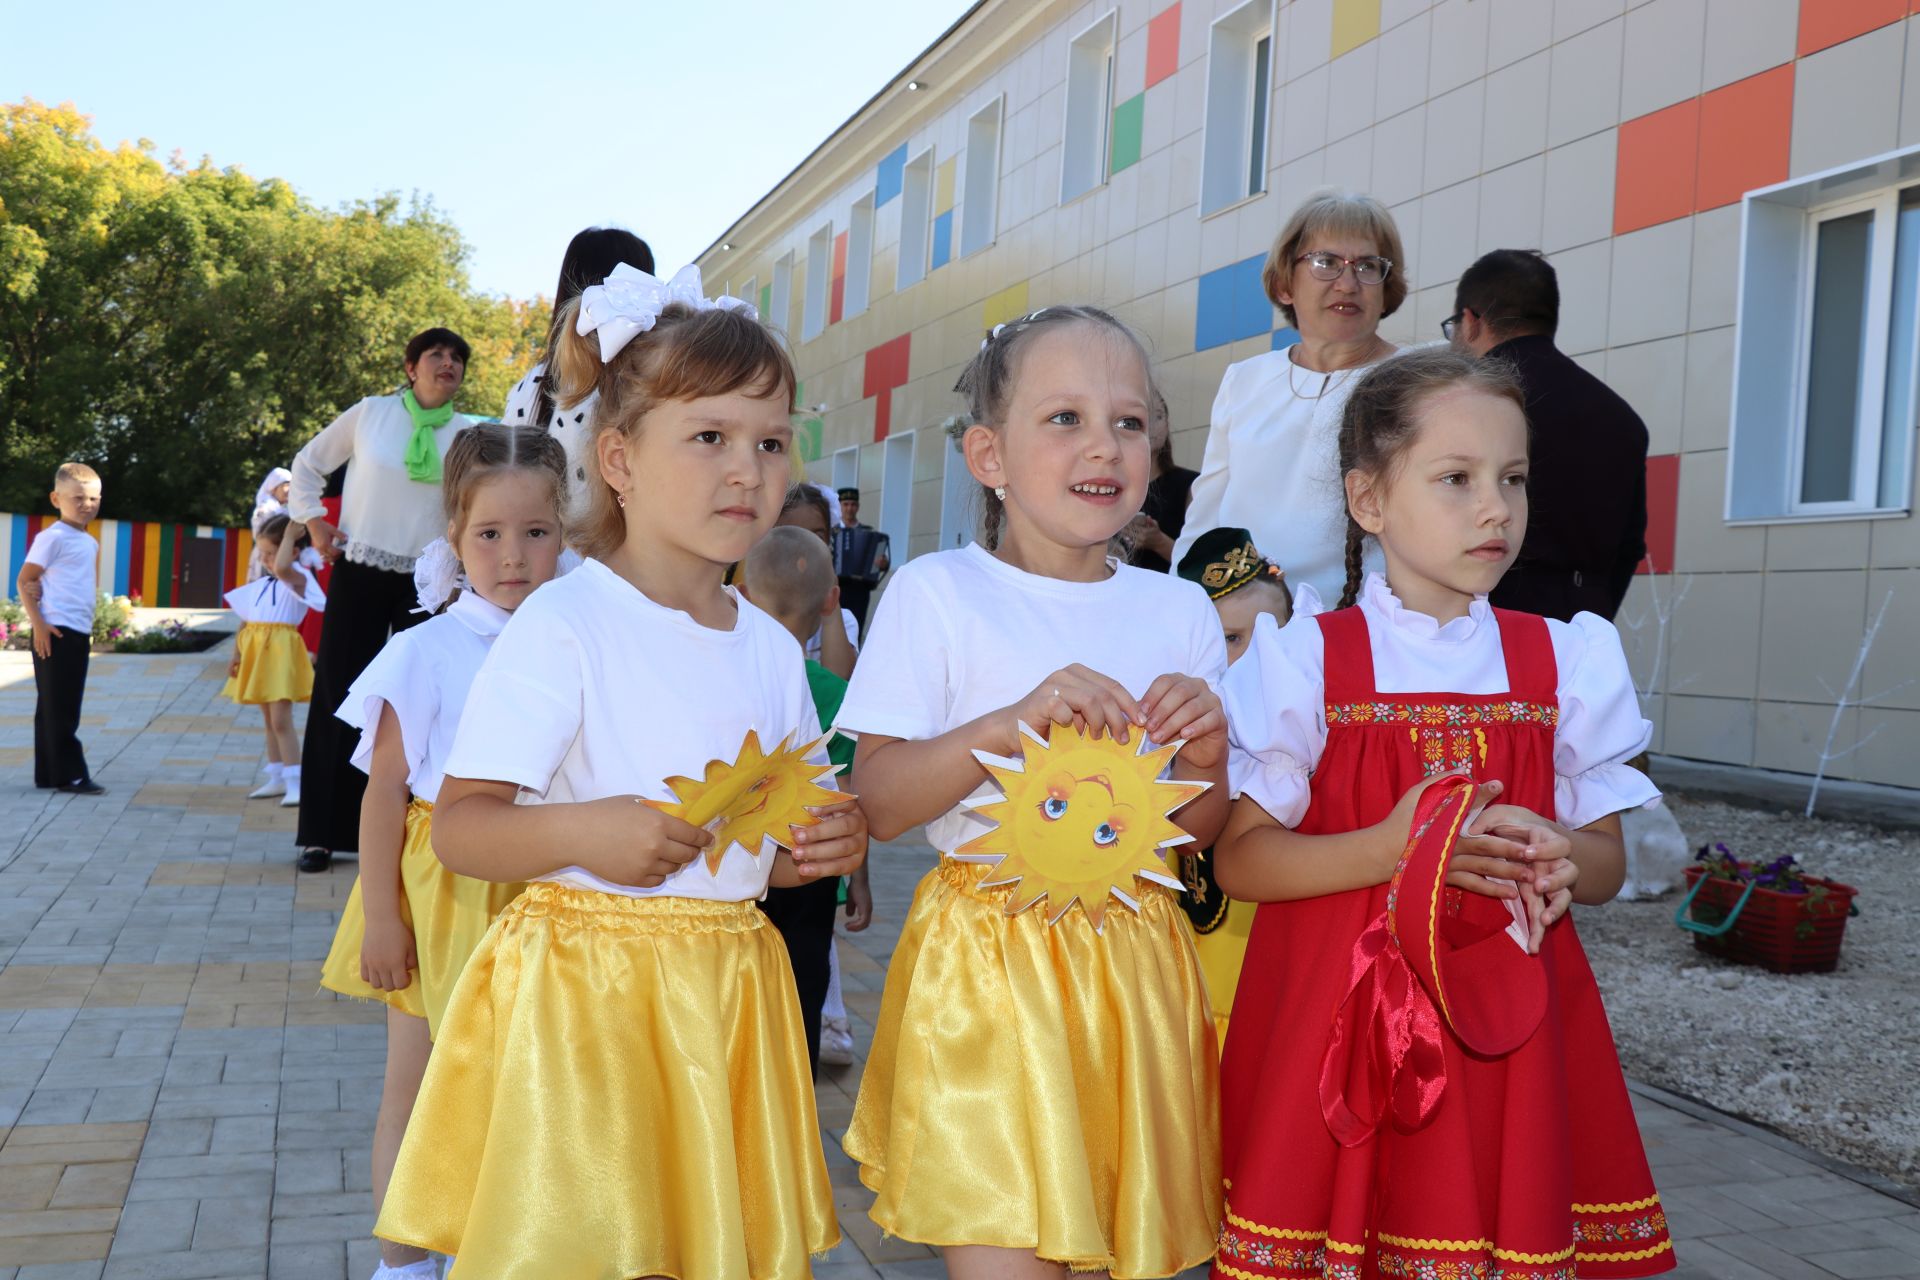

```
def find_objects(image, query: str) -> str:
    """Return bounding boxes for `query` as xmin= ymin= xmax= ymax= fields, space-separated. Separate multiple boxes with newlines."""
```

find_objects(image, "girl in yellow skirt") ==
xmin=375 ymin=264 xmax=868 ymax=1280
xmin=223 ymin=513 xmax=324 ymax=806
xmin=318 ymin=424 xmax=569 ymax=1280
xmin=839 ymin=306 xmax=1229 ymax=1279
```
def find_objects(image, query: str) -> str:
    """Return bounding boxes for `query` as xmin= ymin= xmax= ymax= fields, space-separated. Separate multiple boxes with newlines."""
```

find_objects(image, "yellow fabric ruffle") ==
xmin=376 ymin=883 xmax=839 ymax=1280
xmin=1192 ymin=897 xmax=1256 ymax=1045
xmin=222 ymin=623 xmax=312 ymax=705
xmin=318 ymin=800 xmax=523 ymax=1039
xmin=846 ymin=858 xmax=1222 ymax=1278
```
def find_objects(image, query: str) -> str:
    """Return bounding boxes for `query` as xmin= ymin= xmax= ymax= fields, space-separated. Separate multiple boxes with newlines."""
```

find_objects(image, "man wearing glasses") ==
xmin=1447 ymin=249 xmax=1650 ymax=622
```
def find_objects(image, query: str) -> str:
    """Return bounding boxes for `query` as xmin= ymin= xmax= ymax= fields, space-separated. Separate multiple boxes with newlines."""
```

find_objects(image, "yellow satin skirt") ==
xmin=1192 ymin=898 xmax=1256 ymax=1045
xmin=846 ymin=858 xmax=1222 ymax=1278
xmin=318 ymin=800 xmax=524 ymax=1039
xmin=222 ymin=623 xmax=312 ymax=705
xmin=375 ymin=883 xmax=839 ymax=1280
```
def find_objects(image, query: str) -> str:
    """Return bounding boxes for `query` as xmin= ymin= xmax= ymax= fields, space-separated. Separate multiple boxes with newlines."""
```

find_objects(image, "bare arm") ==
xmin=16 ymin=562 xmax=48 ymax=630
xmin=356 ymin=703 xmax=417 ymax=990
xmin=432 ymin=775 xmax=713 ymax=887
xmin=815 ymin=586 xmax=855 ymax=680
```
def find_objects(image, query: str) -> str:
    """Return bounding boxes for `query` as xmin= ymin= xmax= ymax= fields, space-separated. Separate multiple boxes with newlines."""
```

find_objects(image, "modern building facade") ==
xmin=696 ymin=0 xmax=1920 ymax=791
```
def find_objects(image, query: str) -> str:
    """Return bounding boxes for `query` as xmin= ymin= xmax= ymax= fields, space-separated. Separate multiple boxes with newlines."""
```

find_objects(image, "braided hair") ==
xmin=1333 ymin=348 xmax=1526 ymax=609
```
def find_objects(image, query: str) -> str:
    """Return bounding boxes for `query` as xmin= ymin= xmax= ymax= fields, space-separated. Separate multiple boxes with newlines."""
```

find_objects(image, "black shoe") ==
xmin=57 ymin=779 xmax=105 ymax=795
xmin=296 ymin=848 xmax=333 ymax=873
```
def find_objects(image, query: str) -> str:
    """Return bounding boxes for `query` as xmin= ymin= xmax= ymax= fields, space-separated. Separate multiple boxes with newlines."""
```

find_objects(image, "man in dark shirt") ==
xmin=833 ymin=487 xmax=889 ymax=632
xmin=1448 ymin=249 xmax=1649 ymax=621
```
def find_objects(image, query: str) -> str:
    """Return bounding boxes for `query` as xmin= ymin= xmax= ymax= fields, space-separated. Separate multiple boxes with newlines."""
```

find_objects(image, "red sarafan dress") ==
xmin=1215 ymin=604 xmax=1674 ymax=1280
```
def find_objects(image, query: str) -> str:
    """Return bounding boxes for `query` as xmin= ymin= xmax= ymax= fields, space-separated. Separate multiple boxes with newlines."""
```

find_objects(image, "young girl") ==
xmin=223 ymin=513 xmax=323 ymax=805
xmin=374 ymin=266 xmax=866 ymax=1280
xmin=840 ymin=306 xmax=1229 ymax=1279
xmin=1213 ymin=348 xmax=1672 ymax=1279
xmin=318 ymin=425 xmax=567 ymax=1280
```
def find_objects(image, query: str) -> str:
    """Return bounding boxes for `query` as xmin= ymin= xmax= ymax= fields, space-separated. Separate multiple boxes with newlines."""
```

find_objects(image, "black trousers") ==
xmin=296 ymin=558 xmax=426 ymax=852
xmin=837 ymin=577 xmax=876 ymax=633
xmin=757 ymin=876 xmax=841 ymax=1075
xmin=32 ymin=626 xmax=91 ymax=788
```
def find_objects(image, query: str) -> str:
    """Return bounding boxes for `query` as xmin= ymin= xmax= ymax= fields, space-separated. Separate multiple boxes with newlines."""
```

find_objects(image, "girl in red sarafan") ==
xmin=1211 ymin=348 xmax=1673 ymax=1280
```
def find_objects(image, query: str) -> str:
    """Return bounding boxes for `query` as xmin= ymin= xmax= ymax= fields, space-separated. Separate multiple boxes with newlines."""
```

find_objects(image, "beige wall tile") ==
xmin=1790 ymin=23 xmax=1905 ymax=178
xmin=1758 ymin=569 xmax=1870 ymax=703
xmin=1608 ymin=335 xmax=1687 ymax=456
xmin=1477 ymin=155 xmax=1547 ymax=253
xmin=1614 ymin=576 xmax=1670 ymax=697
xmin=1280 ymin=64 xmax=1332 ymax=164
xmin=1383 ymin=0 xmax=1433 ymax=30
xmin=1867 ymin=507 xmax=1920 ymax=570
xmin=1419 ymin=178 xmax=1482 ymax=286
xmin=1851 ymin=705 xmax=1920 ymax=786
xmin=1609 ymin=217 xmax=1693 ymax=347
xmin=1862 ymin=569 xmax=1920 ymax=711
xmin=1286 ymin=0 xmax=1336 ymax=83
xmin=1329 ymin=43 xmax=1382 ymax=142
xmin=1325 ymin=125 xmax=1377 ymax=194
xmin=1377 ymin=8 xmax=1434 ymax=119
xmin=1688 ymin=203 xmax=1740 ymax=332
xmin=1681 ymin=325 xmax=1735 ymax=453
xmin=1429 ymin=0 xmax=1490 ymax=94
xmin=1662 ymin=692 xmax=1756 ymax=765
xmin=1547 ymin=18 xmax=1624 ymax=148
xmin=1554 ymin=0 xmax=1626 ymax=41
xmin=1548 ymin=238 xmax=1613 ymax=355
xmin=1482 ymin=50 xmax=1552 ymax=170
xmin=1903 ymin=19 xmax=1920 ymax=150
xmin=1372 ymin=106 xmax=1428 ymax=205
xmin=1673 ymin=450 xmax=1766 ymax=570
xmin=1754 ymin=699 xmax=1859 ymax=776
xmin=1764 ymin=520 xmax=1874 ymax=573
xmin=1488 ymin=0 xmax=1554 ymax=70
xmin=1425 ymin=81 xmax=1485 ymax=190
xmin=1703 ymin=0 xmax=1795 ymax=92
xmin=1621 ymin=0 xmax=1706 ymax=120
xmin=1541 ymin=129 xmax=1617 ymax=252
xmin=1665 ymin=571 xmax=1764 ymax=699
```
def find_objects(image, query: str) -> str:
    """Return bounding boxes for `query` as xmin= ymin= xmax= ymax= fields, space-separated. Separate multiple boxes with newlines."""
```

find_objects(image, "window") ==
xmin=735 ymin=275 xmax=757 ymax=309
xmin=846 ymin=193 xmax=875 ymax=319
xmin=878 ymin=430 xmax=916 ymax=564
xmin=802 ymin=224 xmax=832 ymax=342
xmin=1730 ymin=150 xmax=1920 ymax=520
xmin=770 ymin=254 xmax=793 ymax=337
xmin=960 ymin=98 xmax=1003 ymax=257
xmin=897 ymin=150 xmax=934 ymax=290
xmin=1200 ymin=0 xmax=1275 ymax=216
xmin=1061 ymin=11 xmax=1118 ymax=203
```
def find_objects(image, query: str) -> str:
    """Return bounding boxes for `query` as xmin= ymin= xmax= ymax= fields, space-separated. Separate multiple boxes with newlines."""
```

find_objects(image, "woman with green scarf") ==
xmin=281 ymin=328 xmax=474 ymax=872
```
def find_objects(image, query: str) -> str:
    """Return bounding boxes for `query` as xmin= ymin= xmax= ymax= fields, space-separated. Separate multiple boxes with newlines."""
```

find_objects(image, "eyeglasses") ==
xmin=1441 ymin=313 xmax=1462 ymax=340
xmin=1294 ymin=251 xmax=1393 ymax=286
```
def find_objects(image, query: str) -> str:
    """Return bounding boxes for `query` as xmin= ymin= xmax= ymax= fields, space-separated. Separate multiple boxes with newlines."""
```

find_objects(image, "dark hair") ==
xmin=1453 ymin=249 xmax=1559 ymax=340
xmin=781 ymin=482 xmax=833 ymax=529
xmin=534 ymin=228 xmax=655 ymax=430
xmin=405 ymin=328 xmax=471 ymax=370
xmin=1149 ymin=387 xmax=1175 ymax=475
xmin=954 ymin=305 xmax=1154 ymax=550
xmin=255 ymin=513 xmax=307 ymax=551
xmin=1335 ymin=348 xmax=1528 ymax=609
xmin=550 ymin=300 xmax=797 ymax=562
xmin=441 ymin=424 xmax=569 ymax=543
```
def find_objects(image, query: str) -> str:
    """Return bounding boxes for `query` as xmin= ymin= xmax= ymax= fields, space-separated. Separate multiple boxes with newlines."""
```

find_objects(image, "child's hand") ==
xmin=31 ymin=625 xmax=59 ymax=660
xmin=1140 ymin=674 xmax=1226 ymax=767
xmin=1515 ymin=857 xmax=1578 ymax=949
xmin=579 ymin=797 xmax=713 ymax=888
xmin=1005 ymin=665 xmax=1144 ymax=749
xmin=844 ymin=866 xmax=873 ymax=931
xmin=228 ymin=652 xmax=241 ymax=678
xmin=360 ymin=913 xmax=417 ymax=992
xmin=790 ymin=798 xmax=868 ymax=879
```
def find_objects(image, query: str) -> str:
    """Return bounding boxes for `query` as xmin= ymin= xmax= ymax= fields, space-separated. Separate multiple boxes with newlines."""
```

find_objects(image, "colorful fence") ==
xmin=2 ymin=513 xmax=251 ymax=607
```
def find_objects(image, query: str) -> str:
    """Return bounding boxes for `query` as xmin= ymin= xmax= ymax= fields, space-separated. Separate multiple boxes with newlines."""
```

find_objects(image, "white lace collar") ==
xmin=1358 ymin=572 xmax=1492 ymax=644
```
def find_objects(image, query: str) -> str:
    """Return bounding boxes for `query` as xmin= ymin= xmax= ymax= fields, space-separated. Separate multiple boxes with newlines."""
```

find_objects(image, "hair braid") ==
xmin=1337 ymin=517 xmax=1367 ymax=610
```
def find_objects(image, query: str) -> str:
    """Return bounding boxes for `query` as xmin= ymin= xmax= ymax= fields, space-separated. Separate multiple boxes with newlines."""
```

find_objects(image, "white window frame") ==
xmin=1198 ymin=0 xmax=1276 ymax=217
xmin=937 ymin=423 xmax=975 ymax=550
xmin=846 ymin=192 xmax=875 ymax=319
xmin=769 ymin=254 xmax=794 ymax=338
xmin=802 ymin=225 xmax=833 ymax=343
xmin=736 ymin=275 xmax=757 ymax=309
xmin=1061 ymin=11 xmax=1119 ymax=204
xmin=897 ymin=150 xmax=934 ymax=291
xmin=960 ymin=98 xmax=1004 ymax=258
xmin=878 ymin=430 xmax=916 ymax=564
xmin=831 ymin=445 xmax=860 ymax=504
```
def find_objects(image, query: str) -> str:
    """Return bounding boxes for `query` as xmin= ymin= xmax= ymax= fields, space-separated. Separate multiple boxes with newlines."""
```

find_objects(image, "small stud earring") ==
xmin=616 ymin=492 xmax=628 ymax=508
xmin=993 ymin=486 xmax=1007 ymax=501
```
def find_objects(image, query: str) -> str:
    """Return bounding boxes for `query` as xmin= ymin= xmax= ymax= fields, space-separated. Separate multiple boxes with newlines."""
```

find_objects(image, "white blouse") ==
xmin=502 ymin=362 xmax=597 ymax=530
xmin=837 ymin=543 xmax=1229 ymax=855
xmin=1172 ymin=346 xmax=1394 ymax=604
xmin=286 ymin=394 xmax=472 ymax=571
xmin=223 ymin=559 xmax=325 ymax=625
xmin=337 ymin=591 xmax=508 ymax=805
xmin=442 ymin=559 xmax=827 ymax=901
xmin=805 ymin=608 xmax=861 ymax=663
xmin=1224 ymin=573 xmax=1658 ymax=831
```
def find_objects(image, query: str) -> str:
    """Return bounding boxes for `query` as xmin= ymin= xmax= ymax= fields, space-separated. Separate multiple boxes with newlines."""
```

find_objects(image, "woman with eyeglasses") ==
xmin=1171 ymin=189 xmax=1407 ymax=606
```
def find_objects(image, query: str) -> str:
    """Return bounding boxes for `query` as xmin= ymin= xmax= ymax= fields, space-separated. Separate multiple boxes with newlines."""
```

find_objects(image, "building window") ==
xmin=1061 ymin=11 xmax=1118 ymax=204
xmin=735 ymin=276 xmax=757 ymax=310
xmin=897 ymin=150 xmax=934 ymax=290
xmin=770 ymin=253 xmax=793 ymax=338
xmin=1730 ymin=150 xmax=1920 ymax=521
xmin=846 ymin=192 xmax=875 ymax=319
xmin=1200 ymin=0 xmax=1275 ymax=216
xmin=802 ymin=224 xmax=832 ymax=342
xmin=960 ymin=98 xmax=1003 ymax=257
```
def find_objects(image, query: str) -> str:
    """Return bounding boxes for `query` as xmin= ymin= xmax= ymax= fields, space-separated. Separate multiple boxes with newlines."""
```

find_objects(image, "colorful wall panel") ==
xmin=3 ymin=513 xmax=251 ymax=607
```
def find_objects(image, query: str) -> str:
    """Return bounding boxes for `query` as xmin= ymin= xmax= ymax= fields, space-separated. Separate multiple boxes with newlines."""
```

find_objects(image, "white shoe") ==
xmin=248 ymin=778 xmax=286 ymax=799
xmin=820 ymin=1015 xmax=855 ymax=1066
xmin=280 ymin=780 xmax=301 ymax=807
xmin=370 ymin=1262 xmax=439 ymax=1280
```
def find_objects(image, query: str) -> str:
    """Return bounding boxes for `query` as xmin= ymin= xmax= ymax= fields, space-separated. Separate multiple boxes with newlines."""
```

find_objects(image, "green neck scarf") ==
xmin=401 ymin=388 xmax=454 ymax=484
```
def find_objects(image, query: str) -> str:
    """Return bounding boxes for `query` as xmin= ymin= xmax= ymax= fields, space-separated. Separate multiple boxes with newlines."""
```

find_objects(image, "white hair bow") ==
xmin=411 ymin=538 xmax=466 ymax=615
xmin=575 ymin=263 xmax=758 ymax=363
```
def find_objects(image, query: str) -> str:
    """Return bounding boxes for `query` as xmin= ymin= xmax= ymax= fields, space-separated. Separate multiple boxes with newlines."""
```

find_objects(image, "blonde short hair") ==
xmin=54 ymin=462 xmax=100 ymax=490
xmin=1262 ymin=189 xmax=1409 ymax=328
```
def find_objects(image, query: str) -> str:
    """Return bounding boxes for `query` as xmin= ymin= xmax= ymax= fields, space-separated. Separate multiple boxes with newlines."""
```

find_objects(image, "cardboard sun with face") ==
xmin=956 ymin=722 xmax=1208 ymax=930
xmin=650 ymin=729 xmax=841 ymax=874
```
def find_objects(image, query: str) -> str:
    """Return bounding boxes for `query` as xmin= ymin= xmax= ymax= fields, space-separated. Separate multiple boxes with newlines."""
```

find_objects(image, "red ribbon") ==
xmin=1318 ymin=776 xmax=1472 ymax=1148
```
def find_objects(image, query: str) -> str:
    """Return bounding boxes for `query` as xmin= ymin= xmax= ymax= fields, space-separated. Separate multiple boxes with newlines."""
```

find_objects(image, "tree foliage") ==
xmin=0 ymin=100 xmax=549 ymax=524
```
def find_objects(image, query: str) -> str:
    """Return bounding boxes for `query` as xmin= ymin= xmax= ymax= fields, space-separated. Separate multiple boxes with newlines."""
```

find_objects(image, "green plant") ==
xmin=1693 ymin=843 xmax=1851 ymax=939
xmin=91 ymin=594 xmax=133 ymax=647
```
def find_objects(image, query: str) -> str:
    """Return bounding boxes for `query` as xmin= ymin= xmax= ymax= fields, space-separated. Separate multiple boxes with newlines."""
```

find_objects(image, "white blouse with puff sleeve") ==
xmin=1223 ymin=573 xmax=1658 ymax=830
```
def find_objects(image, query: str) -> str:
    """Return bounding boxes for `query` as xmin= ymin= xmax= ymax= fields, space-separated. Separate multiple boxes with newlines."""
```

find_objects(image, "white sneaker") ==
xmin=370 ymin=1262 xmax=438 ymax=1280
xmin=280 ymin=779 xmax=301 ymax=807
xmin=820 ymin=1015 xmax=855 ymax=1066
xmin=248 ymin=777 xmax=286 ymax=799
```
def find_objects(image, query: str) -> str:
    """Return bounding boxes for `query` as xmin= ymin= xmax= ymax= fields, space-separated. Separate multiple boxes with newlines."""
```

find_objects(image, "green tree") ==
xmin=0 ymin=100 xmax=549 ymax=526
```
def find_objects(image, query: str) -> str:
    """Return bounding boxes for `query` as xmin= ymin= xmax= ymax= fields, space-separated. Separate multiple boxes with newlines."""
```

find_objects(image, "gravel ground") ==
xmin=1579 ymin=794 xmax=1920 ymax=1190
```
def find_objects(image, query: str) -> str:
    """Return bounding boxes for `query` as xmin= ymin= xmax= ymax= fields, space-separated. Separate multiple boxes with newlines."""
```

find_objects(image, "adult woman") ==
xmin=282 ymin=328 xmax=474 ymax=872
xmin=1172 ymin=190 xmax=1407 ymax=604
xmin=1125 ymin=389 xmax=1197 ymax=573
xmin=502 ymin=227 xmax=653 ymax=530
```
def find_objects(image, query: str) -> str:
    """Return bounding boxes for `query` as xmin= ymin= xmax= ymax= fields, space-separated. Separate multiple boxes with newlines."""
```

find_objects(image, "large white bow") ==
xmin=575 ymin=263 xmax=758 ymax=363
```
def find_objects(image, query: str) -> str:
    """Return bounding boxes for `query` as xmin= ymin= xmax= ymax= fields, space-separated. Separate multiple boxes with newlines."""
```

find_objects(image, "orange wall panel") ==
xmin=1696 ymin=65 xmax=1795 ymax=211
xmin=1615 ymin=98 xmax=1701 ymax=235
xmin=1797 ymin=0 xmax=1905 ymax=57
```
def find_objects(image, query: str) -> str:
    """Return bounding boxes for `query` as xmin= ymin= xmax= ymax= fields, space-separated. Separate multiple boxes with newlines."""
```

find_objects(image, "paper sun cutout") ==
xmin=650 ymin=730 xmax=841 ymax=874
xmin=956 ymin=722 xmax=1209 ymax=930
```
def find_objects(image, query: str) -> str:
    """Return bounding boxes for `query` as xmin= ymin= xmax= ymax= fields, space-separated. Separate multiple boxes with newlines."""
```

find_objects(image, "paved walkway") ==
xmin=1 ymin=644 xmax=1915 ymax=1280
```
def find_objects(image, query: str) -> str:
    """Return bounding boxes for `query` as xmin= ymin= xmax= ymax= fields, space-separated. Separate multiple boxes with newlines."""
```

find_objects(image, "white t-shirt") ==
xmin=223 ymin=559 xmax=325 ymax=625
xmin=338 ymin=591 xmax=508 ymax=805
xmin=1172 ymin=346 xmax=1396 ymax=604
xmin=836 ymin=542 xmax=1229 ymax=854
xmin=24 ymin=522 xmax=98 ymax=632
xmin=503 ymin=362 xmax=597 ymax=530
xmin=286 ymin=393 xmax=471 ymax=570
xmin=442 ymin=559 xmax=826 ymax=900
xmin=1224 ymin=572 xmax=1660 ymax=831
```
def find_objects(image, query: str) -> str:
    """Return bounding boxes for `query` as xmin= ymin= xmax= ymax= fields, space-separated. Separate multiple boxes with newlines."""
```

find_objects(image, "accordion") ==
xmin=833 ymin=525 xmax=890 ymax=583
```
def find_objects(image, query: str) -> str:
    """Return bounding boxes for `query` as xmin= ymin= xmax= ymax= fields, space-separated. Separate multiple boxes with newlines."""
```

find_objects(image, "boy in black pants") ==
xmin=19 ymin=463 xmax=105 ymax=795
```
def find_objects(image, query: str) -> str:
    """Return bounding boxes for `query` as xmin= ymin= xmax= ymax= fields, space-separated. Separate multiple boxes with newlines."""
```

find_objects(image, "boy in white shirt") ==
xmin=18 ymin=463 xmax=105 ymax=795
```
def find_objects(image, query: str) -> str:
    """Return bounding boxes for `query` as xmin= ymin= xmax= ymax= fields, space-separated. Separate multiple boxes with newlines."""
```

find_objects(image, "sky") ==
xmin=1 ymin=0 xmax=968 ymax=299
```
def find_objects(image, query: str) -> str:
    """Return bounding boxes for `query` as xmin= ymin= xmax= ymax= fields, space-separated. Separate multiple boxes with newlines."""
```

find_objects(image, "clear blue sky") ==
xmin=1 ymin=0 xmax=967 ymax=299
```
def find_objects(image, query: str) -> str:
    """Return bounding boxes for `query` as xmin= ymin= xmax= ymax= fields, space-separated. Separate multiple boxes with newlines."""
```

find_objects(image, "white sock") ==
xmin=282 ymin=765 xmax=301 ymax=783
xmin=370 ymin=1260 xmax=438 ymax=1280
xmin=265 ymin=761 xmax=284 ymax=779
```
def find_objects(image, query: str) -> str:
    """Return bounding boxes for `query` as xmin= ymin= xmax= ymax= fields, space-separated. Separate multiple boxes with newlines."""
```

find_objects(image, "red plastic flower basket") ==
xmin=1676 ymin=866 xmax=1859 ymax=974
